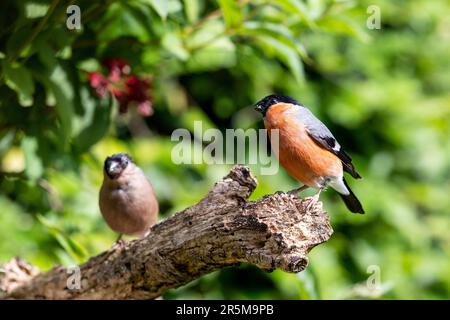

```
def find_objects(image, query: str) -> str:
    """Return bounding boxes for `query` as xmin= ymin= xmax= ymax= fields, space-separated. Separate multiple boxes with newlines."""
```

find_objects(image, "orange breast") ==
xmin=265 ymin=103 xmax=342 ymax=188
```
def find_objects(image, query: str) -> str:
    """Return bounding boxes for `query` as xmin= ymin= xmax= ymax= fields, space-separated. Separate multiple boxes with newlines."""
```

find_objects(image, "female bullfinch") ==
xmin=99 ymin=153 xmax=159 ymax=239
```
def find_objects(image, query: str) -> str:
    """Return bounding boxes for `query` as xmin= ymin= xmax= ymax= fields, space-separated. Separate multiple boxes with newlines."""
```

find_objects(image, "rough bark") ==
xmin=0 ymin=166 xmax=333 ymax=300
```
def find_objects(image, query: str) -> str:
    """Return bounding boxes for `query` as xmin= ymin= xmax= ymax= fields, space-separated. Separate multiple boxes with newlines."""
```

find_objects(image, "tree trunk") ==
xmin=0 ymin=166 xmax=333 ymax=299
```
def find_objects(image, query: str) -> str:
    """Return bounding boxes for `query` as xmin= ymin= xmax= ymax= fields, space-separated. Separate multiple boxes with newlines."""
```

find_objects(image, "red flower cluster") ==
xmin=88 ymin=59 xmax=153 ymax=116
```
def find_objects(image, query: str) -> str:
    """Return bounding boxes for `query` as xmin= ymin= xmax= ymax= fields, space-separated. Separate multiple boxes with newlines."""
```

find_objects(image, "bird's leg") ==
xmin=314 ymin=187 xmax=324 ymax=198
xmin=140 ymin=229 xmax=151 ymax=239
xmin=112 ymin=233 xmax=125 ymax=249
xmin=142 ymin=229 xmax=150 ymax=238
xmin=305 ymin=187 xmax=324 ymax=211
xmin=288 ymin=185 xmax=309 ymax=195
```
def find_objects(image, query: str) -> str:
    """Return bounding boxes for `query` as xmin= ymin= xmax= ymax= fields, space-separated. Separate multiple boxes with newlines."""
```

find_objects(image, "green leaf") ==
xmin=53 ymin=233 xmax=88 ymax=262
xmin=218 ymin=0 xmax=243 ymax=28
xmin=73 ymin=89 xmax=111 ymax=153
xmin=144 ymin=0 xmax=169 ymax=20
xmin=2 ymin=61 xmax=35 ymax=107
xmin=168 ymin=0 xmax=183 ymax=14
xmin=185 ymin=19 xmax=226 ymax=50
xmin=183 ymin=0 xmax=200 ymax=23
xmin=35 ymin=65 xmax=74 ymax=149
xmin=255 ymin=35 xmax=304 ymax=83
xmin=37 ymin=42 xmax=57 ymax=71
xmin=162 ymin=32 xmax=190 ymax=60
xmin=6 ymin=26 xmax=34 ymax=59
xmin=74 ymin=107 xmax=110 ymax=153
xmin=317 ymin=16 xmax=370 ymax=42
xmin=37 ymin=214 xmax=88 ymax=262
xmin=186 ymin=37 xmax=236 ymax=71
xmin=49 ymin=27 xmax=74 ymax=50
xmin=100 ymin=3 xmax=150 ymax=41
xmin=123 ymin=1 xmax=155 ymax=38
xmin=239 ymin=21 xmax=310 ymax=61
xmin=77 ymin=59 xmax=101 ymax=73
xmin=0 ymin=131 xmax=15 ymax=157
xmin=50 ymin=66 xmax=74 ymax=149
xmin=276 ymin=0 xmax=315 ymax=27
xmin=21 ymin=136 xmax=44 ymax=181
xmin=25 ymin=2 xmax=49 ymax=19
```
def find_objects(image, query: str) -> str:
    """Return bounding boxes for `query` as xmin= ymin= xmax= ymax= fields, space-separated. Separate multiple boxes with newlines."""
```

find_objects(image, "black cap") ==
xmin=104 ymin=153 xmax=133 ymax=179
xmin=254 ymin=94 xmax=301 ymax=116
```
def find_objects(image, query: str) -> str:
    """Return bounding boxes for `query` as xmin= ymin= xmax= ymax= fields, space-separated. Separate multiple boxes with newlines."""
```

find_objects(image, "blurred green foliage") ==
xmin=0 ymin=0 xmax=449 ymax=299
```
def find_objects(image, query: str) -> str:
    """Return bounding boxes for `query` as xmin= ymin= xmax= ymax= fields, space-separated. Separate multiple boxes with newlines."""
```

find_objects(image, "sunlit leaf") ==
xmin=0 ymin=131 xmax=15 ymax=157
xmin=239 ymin=21 xmax=310 ymax=61
xmin=185 ymin=19 xmax=226 ymax=50
xmin=37 ymin=214 xmax=88 ymax=262
xmin=143 ymin=0 xmax=169 ymax=20
xmin=162 ymin=32 xmax=190 ymax=60
xmin=25 ymin=2 xmax=49 ymax=19
xmin=186 ymin=37 xmax=236 ymax=71
xmin=183 ymin=0 xmax=200 ymax=23
xmin=276 ymin=0 xmax=315 ymax=27
xmin=21 ymin=136 xmax=44 ymax=181
xmin=169 ymin=0 xmax=183 ymax=13
xmin=218 ymin=0 xmax=243 ymax=28
xmin=317 ymin=16 xmax=370 ymax=42
xmin=2 ymin=61 xmax=35 ymax=107
xmin=254 ymin=35 xmax=304 ymax=83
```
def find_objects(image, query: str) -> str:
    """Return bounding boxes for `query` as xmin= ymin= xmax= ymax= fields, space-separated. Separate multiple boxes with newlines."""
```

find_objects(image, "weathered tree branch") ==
xmin=0 ymin=166 xmax=333 ymax=299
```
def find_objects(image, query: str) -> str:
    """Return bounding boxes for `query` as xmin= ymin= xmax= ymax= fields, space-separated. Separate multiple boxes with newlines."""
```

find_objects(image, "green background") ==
xmin=0 ymin=0 xmax=449 ymax=299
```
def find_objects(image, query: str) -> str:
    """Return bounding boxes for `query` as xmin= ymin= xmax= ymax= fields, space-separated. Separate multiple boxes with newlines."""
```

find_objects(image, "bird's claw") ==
xmin=111 ymin=239 xmax=126 ymax=250
xmin=305 ymin=194 xmax=321 ymax=211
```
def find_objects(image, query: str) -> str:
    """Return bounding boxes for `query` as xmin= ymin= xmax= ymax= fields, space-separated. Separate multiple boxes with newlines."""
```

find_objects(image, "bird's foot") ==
xmin=111 ymin=239 xmax=125 ymax=250
xmin=305 ymin=189 xmax=323 ymax=211
xmin=141 ymin=229 xmax=151 ymax=239
xmin=112 ymin=234 xmax=126 ymax=250
xmin=305 ymin=196 xmax=319 ymax=211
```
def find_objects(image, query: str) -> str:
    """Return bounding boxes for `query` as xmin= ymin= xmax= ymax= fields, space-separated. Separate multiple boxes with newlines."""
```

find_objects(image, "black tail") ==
xmin=339 ymin=178 xmax=365 ymax=214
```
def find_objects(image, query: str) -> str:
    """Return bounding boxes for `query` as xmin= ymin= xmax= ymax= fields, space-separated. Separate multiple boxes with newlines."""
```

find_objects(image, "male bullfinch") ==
xmin=254 ymin=94 xmax=365 ymax=214
xmin=99 ymin=153 xmax=159 ymax=239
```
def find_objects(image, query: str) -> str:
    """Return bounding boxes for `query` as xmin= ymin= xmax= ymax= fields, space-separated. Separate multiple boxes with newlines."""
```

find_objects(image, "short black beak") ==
xmin=254 ymin=103 xmax=263 ymax=113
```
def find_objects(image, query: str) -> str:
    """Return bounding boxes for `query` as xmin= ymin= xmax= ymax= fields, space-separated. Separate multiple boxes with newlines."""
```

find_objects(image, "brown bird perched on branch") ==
xmin=99 ymin=153 xmax=159 ymax=240
xmin=254 ymin=94 xmax=365 ymax=214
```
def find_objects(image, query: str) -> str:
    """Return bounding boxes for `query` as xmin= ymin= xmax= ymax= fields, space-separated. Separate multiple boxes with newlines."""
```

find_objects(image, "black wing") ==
xmin=307 ymin=132 xmax=361 ymax=179
xmin=299 ymin=108 xmax=361 ymax=179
